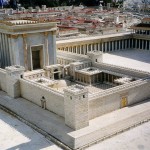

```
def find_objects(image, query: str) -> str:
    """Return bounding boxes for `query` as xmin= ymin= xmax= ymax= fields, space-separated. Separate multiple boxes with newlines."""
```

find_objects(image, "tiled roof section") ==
xmin=142 ymin=18 xmax=150 ymax=21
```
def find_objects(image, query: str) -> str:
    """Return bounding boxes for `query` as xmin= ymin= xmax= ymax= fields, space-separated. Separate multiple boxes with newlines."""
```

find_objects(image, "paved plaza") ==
xmin=103 ymin=50 xmax=150 ymax=72
xmin=0 ymin=109 xmax=61 ymax=150
xmin=0 ymin=99 xmax=150 ymax=150
xmin=0 ymin=104 xmax=150 ymax=150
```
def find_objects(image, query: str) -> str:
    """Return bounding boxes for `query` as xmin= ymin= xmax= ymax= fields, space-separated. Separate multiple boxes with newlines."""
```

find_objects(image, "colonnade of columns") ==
xmin=0 ymin=33 xmax=11 ymax=68
xmin=58 ymin=38 xmax=150 ymax=55
xmin=57 ymin=39 xmax=131 ymax=55
xmin=133 ymin=39 xmax=150 ymax=50
xmin=103 ymin=73 xmax=120 ymax=85
xmin=133 ymin=29 xmax=150 ymax=35
xmin=75 ymin=72 xmax=101 ymax=85
xmin=75 ymin=72 xmax=120 ymax=85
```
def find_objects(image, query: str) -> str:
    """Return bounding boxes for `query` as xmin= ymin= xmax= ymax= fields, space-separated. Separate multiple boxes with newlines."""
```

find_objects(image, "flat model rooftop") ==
xmin=103 ymin=49 xmax=150 ymax=73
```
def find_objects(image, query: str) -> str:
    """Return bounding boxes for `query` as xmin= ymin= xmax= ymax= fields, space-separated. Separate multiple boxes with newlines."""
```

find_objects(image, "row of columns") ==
xmin=133 ymin=29 xmax=150 ymax=35
xmin=75 ymin=72 xmax=120 ymax=85
xmin=58 ymin=39 xmax=135 ymax=55
xmin=75 ymin=72 xmax=101 ymax=85
xmin=103 ymin=73 xmax=120 ymax=84
xmin=58 ymin=38 xmax=150 ymax=55
xmin=0 ymin=33 xmax=11 ymax=68
xmin=133 ymin=39 xmax=150 ymax=50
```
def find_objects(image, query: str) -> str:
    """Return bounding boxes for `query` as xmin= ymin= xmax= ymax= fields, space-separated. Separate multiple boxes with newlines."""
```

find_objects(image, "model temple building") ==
xmin=0 ymin=19 xmax=57 ymax=69
xmin=0 ymin=6 xmax=150 ymax=150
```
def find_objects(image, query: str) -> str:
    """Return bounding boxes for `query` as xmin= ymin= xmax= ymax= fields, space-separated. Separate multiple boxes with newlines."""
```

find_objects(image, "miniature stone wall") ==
xmin=20 ymin=79 xmax=65 ymax=117
xmin=89 ymin=80 xmax=150 ymax=119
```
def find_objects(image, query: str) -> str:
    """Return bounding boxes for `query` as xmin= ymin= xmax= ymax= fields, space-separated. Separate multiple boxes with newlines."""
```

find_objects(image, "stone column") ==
xmin=4 ymin=34 xmax=9 ymax=66
xmin=135 ymin=39 xmax=137 ymax=49
xmin=48 ymin=31 xmax=56 ymax=65
xmin=102 ymin=43 xmax=104 ymax=52
xmin=105 ymin=42 xmax=108 ymax=52
xmin=139 ymin=39 xmax=141 ymax=49
xmin=115 ymin=41 xmax=117 ymax=50
xmin=142 ymin=40 xmax=144 ymax=50
xmin=145 ymin=40 xmax=148 ymax=50
xmin=104 ymin=73 xmax=106 ymax=82
xmin=83 ymin=45 xmax=86 ymax=55
xmin=129 ymin=39 xmax=131 ymax=49
xmin=94 ymin=43 xmax=97 ymax=50
xmin=119 ymin=40 xmax=121 ymax=50
xmin=90 ymin=44 xmax=93 ymax=51
xmin=8 ymin=35 xmax=14 ymax=66
xmin=125 ymin=39 xmax=127 ymax=49
xmin=71 ymin=46 xmax=73 ymax=53
xmin=122 ymin=40 xmax=124 ymax=50
xmin=109 ymin=42 xmax=111 ymax=52
xmin=22 ymin=34 xmax=28 ymax=70
xmin=97 ymin=43 xmax=100 ymax=51
xmin=1 ymin=33 xmax=6 ymax=67
xmin=112 ymin=41 xmax=114 ymax=51
xmin=80 ymin=45 xmax=82 ymax=54
xmin=75 ymin=46 xmax=77 ymax=54
xmin=131 ymin=39 xmax=133 ymax=48
xmin=105 ymin=42 xmax=107 ymax=52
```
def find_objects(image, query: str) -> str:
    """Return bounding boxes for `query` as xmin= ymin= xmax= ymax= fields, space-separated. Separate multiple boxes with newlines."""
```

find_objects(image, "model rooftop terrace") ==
xmin=0 ymin=19 xmax=57 ymax=33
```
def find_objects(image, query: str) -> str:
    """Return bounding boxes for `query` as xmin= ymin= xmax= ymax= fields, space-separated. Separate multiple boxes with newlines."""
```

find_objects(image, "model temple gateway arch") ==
xmin=0 ymin=19 xmax=57 ymax=70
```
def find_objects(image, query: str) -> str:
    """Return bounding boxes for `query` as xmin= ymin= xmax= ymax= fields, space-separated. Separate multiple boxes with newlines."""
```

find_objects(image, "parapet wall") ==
xmin=89 ymin=80 xmax=150 ymax=120
xmin=0 ymin=68 xmax=7 ymax=92
xmin=20 ymin=79 xmax=65 ymax=117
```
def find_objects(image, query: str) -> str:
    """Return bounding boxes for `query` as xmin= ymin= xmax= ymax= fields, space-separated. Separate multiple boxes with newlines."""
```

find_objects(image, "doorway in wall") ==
xmin=32 ymin=50 xmax=40 ymax=69
xmin=121 ymin=96 xmax=128 ymax=108
xmin=54 ymin=69 xmax=59 ymax=79
xmin=31 ymin=45 xmax=43 ymax=70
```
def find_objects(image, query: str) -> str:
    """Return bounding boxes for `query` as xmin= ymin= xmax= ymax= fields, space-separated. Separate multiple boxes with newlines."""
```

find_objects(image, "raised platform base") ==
xmin=0 ymin=90 xmax=150 ymax=149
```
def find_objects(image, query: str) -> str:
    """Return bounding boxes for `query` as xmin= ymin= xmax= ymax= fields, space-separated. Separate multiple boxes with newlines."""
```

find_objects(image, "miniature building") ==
xmin=0 ymin=19 xmax=57 ymax=70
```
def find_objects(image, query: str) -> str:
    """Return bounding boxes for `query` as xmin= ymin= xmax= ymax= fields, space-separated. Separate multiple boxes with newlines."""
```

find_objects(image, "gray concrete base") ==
xmin=0 ymin=90 xmax=150 ymax=149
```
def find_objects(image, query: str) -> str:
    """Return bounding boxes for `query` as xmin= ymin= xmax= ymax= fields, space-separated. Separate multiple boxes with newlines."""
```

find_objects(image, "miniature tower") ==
xmin=6 ymin=65 xmax=25 ymax=98
xmin=64 ymin=85 xmax=89 ymax=130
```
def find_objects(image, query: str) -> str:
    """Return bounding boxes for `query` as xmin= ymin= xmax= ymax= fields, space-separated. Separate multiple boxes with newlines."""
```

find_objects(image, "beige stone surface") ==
xmin=0 ymin=109 xmax=61 ymax=150
xmin=103 ymin=50 xmax=150 ymax=73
